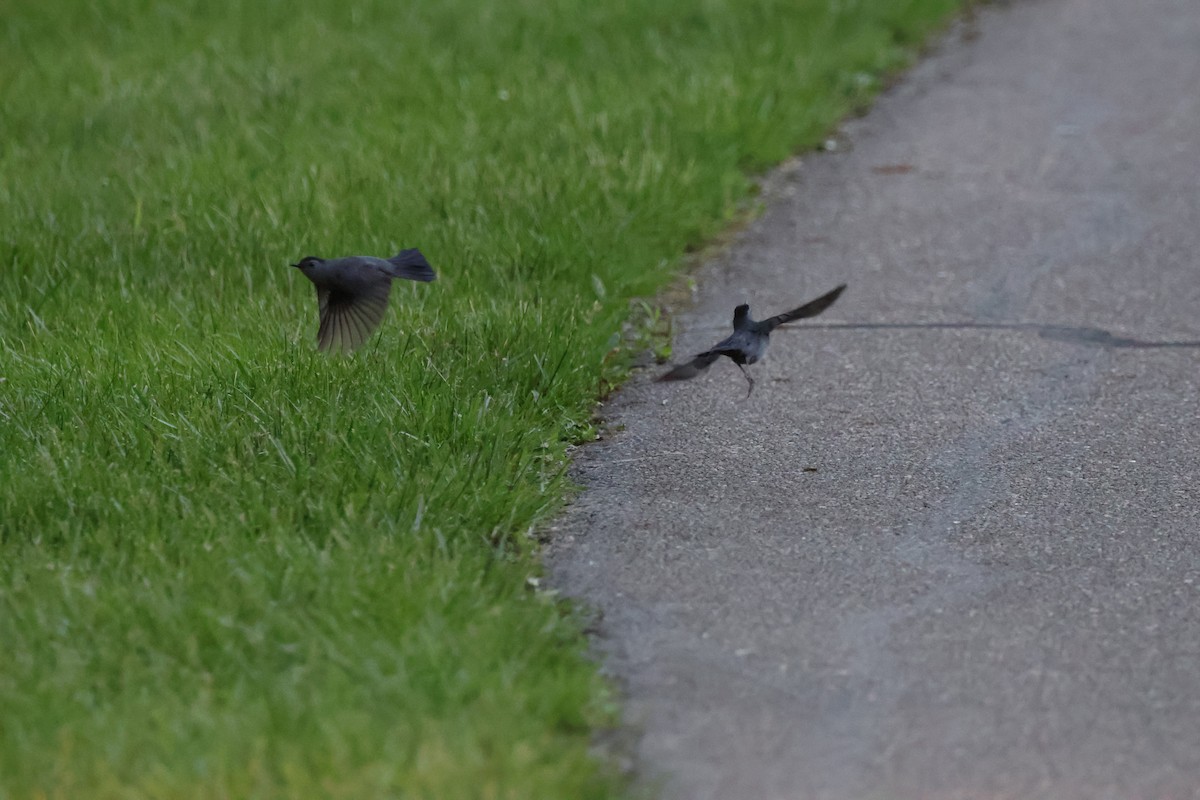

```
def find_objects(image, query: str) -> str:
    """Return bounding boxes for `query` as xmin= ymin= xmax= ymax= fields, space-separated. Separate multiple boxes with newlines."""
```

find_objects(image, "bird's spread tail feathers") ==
xmin=386 ymin=249 xmax=437 ymax=282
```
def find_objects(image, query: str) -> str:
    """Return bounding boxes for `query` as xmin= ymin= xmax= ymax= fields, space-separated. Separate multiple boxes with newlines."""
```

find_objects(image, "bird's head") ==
xmin=733 ymin=303 xmax=751 ymax=328
xmin=290 ymin=256 xmax=324 ymax=274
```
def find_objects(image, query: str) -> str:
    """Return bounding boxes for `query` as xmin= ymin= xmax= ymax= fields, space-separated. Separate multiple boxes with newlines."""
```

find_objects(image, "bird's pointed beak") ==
xmin=289 ymin=262 xmax=302 ymax=268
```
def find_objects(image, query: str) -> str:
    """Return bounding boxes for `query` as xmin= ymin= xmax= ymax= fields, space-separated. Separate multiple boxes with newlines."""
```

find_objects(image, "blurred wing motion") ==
xmin=316 ymin=280 xmax=392 ymax=353
xmin=385 ymin=249 xmax=437 ymax=282
xmin=760 ymin=284 xmax=847 ymax=332
xmin=657 ymin=351 xmax=722 ymax=381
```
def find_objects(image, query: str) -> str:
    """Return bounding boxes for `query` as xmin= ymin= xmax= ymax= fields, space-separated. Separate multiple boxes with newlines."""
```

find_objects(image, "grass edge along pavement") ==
xmin=0 ymin=1 xmax=962 ymax=797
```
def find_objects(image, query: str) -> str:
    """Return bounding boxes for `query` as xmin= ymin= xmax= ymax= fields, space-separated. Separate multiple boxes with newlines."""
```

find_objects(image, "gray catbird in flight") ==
xmin=658 ymin=284 xmax=846 ymax=396
xmin=291 ymin=249 xmax=436 ymax=352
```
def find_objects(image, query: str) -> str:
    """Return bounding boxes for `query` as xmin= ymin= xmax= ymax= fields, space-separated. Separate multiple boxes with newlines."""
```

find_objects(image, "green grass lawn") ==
xmin=1 ymin=0 xmax=960 ymax=796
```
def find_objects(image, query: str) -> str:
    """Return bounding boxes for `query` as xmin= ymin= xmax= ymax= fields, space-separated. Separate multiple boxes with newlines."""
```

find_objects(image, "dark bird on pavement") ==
xmin=658 ymin=284 xmax=846 ymax=396
xmin=291 ymin=249 xmax=436 ymax=352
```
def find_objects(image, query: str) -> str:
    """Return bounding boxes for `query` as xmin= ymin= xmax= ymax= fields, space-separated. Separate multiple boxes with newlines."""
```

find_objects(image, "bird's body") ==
xmin=658 ymin=284 xmax=846 ymax=395
xmin=292 ymin=249 xmax=435 ymax=352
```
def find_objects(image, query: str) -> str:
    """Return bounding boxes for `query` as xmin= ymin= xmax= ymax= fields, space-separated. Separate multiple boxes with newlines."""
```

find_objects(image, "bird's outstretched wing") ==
xmin=657 ymin=351 xmax=722 ymax=381
xmin=760 ymin=284 xmax=847 ymax=332
xmin=316 ymin=279 xmax=392 ymax=352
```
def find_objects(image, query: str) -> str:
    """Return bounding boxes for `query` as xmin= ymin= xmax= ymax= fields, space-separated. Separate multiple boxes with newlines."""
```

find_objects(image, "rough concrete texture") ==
xmin=546 ymin=0 xmax=1200 ymax=798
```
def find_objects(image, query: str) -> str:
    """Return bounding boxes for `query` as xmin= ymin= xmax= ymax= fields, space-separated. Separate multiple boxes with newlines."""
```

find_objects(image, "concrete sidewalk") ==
xmin=547 ymin=0 xmax=1200 ymax=798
